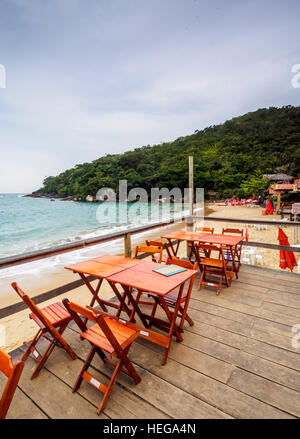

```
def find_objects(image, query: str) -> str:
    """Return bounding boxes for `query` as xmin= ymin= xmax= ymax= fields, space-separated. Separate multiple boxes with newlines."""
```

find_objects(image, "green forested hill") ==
xmin=36 ymin=105 xmax=300 ymax=199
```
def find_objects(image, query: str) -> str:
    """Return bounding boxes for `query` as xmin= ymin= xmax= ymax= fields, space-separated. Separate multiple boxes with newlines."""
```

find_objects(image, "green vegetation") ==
xmin=36 ymin=106 xmax=300 ymax=199
xmin=241 ymin=175 xmax=270 ymax=197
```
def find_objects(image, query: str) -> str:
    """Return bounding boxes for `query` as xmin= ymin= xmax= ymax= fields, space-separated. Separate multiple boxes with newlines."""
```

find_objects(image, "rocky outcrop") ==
xmin=86 ymin=195 xmax=95 ymax=202
xmin=60 ymin=196 xmax=74 ymax=201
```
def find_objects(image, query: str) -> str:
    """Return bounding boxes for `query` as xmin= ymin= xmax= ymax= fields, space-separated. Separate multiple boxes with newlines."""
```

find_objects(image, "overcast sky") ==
xmin=0 ymin=0 xmax=299 ymax=192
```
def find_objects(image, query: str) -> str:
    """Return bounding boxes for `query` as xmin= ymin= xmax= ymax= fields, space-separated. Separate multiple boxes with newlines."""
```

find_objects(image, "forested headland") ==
xmin=34 ymin=106 xmax=300 ymax=200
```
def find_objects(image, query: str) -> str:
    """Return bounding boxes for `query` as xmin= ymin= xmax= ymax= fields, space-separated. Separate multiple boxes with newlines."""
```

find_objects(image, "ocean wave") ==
xmin=0 ymin=222 xmax=181 ymax=281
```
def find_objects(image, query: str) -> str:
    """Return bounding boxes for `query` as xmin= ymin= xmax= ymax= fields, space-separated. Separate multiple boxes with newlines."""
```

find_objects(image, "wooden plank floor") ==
xmin=2 ymin=264 xmax=300 ymax=419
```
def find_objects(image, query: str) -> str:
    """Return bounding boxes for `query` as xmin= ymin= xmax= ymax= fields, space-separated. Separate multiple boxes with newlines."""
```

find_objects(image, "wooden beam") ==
xmin=277 ymin=192 xmax=281 ymax=210
xmin=124 ymin=233 xmax=132 ymax=258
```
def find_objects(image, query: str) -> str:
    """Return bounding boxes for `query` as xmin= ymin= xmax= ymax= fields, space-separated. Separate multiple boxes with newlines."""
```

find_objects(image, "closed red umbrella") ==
xmin=277 ymin=228 xmax=297 ymax=271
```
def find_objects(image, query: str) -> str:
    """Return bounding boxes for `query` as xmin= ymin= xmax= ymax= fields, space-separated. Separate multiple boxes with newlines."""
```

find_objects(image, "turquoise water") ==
xmin=0 ymin=194 xmax=185 ymax=259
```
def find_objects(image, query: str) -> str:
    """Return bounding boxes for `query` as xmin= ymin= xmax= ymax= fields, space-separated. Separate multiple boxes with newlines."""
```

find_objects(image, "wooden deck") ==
xmin=2 ymin=264 xmax=300 ymax=419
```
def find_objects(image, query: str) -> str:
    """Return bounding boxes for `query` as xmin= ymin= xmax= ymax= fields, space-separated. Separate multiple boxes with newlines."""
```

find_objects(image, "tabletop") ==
xmin=64 ymin=254 xmax=144 ymax=278
xmin=196 ymin=234 xmax=244 ymax=246
xmin=107 ymin=260 xmax=198 ymax=296
xmin=161 ymin=229 xmax=206 ymax=242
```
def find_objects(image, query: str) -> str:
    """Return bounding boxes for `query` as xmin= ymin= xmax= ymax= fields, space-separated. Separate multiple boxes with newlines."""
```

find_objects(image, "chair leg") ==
xmin=21 ymin=329 xmax=43 ymax=362
xmin=149 ymin=300 xmax=158 ymax=328
xmin=30 ymin=338 xmax=57 ymax=379
xmin=216 ymin=274 xmax=222 ymax=296
xmin=178 ymin=304 xmax=194 ymax=328
xmin=97 ymin=358 xmax=123 ymax=414
xmin=119 ymin=346 xmax=141 ymax=385
xmin=73 ymin=345 xmax=97 ymax=393
xmin=198 ymin=269 xmax=205 ymax=290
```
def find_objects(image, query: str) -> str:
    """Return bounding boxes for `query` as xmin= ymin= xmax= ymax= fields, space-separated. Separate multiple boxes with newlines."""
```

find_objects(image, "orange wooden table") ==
xmin=196 ymin=234 xmax=244 ymax=278
xmin=65 ymin=255 xmax=145 ymax=321
xmin=107 ymin=260 xmax=198 ymax=365
xmin=161 ymin=229 xmax=206 ymax=264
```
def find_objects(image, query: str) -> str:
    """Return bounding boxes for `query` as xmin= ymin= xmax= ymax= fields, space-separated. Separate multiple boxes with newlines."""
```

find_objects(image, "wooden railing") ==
xmin=0 ymin=215 xmax=299 ymax=319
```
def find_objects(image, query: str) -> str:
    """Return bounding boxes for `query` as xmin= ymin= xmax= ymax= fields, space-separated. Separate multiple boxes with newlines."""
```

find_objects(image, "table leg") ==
xmin=161 ymin=283 xmax=184 ymax=365
xmin=109 ymin=282 xmax=136 ymax=322
xmin=122 ymin=286 xmax=150 ymax=328
xmin=167 ymin=238 xmax=180 ymax=257
xmin=229 ymin=246 xmax=238 ymax=279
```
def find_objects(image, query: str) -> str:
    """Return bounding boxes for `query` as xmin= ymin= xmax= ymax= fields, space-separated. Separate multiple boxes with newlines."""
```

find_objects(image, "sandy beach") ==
xmin=1 ymin=203 xmax=299 ymax=353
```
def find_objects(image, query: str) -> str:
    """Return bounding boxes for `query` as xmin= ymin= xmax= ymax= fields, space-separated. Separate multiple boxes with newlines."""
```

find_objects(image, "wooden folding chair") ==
xmin=148 ymin=257 xmax=198 ymax=331
xmin=131 ymin=244 xmax=165 ymax=309
xmin=145 ymin=240 xmax=172 ymax=262
xmin=197 ymin=245 xmax=234 ymax=295
xmin=0 ymin=349 xmax=24 ymax=419
xmin=11 ymin=283 xmax=77 ymax=379
xmin=62 ymin=299 xmax=141 ymax=415
xmin=221 ymin=228 xmax=244 ymax=269
xmin=188 ymin=227 xmax=214 ymax=261
xmin=195 ymin=226 xmax=214 ymax=234
xmin=135 ymin=244 xmax=163 ymax=263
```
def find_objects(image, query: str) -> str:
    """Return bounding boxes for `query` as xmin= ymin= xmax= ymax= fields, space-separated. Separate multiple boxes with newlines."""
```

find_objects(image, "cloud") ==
xmin=0 ymin=0 xmax=299 ymax=192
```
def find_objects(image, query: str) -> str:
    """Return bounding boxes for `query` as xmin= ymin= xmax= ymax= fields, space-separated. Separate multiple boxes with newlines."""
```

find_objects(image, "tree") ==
xmin=241 ymin=177 xmax=269 ymax=197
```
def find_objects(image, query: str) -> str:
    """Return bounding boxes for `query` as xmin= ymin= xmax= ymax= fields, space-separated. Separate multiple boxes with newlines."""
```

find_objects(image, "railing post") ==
xmin=124 ymin=233 xmax=132 ymax=258
xmin=294 ymin=215 xmax=298 ymax=244
xmin=186 ymin=156 xmax=195 ymax=257
xmin=186 ymin=216 xmax=194 ymax=258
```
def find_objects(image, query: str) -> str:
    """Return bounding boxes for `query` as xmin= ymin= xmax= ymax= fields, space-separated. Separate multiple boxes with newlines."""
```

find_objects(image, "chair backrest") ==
xmin=11 ymin=282 xmax=54 ymax=329
xmin=0 ymin=349 xmax=24 ymax=419
xmin=165 ymin=256 xmax=198 ymax=271
xmin=196 ymin=243 xmax=225 ymax=262
xmin=146 ymin=240 xmax=165 ymax=248
xmin=196 ymin=243 xmax=220 ymax=253
xmin=222 ymin=228 xmax=243 ymax=236
xmin=11 ymin=282 xmax=52 ymax=327
xmin=146 ymin=240 xmax=172 ymax=258
xmin=134 ymin=245 xmax=163 ymax=263
xmin=195 ymin=227 xmax=214 ymax=234
xmin=11 ymin=283 xmax=73 ymax=353
xmin=62 ymin=299 xmax=124 ymax=357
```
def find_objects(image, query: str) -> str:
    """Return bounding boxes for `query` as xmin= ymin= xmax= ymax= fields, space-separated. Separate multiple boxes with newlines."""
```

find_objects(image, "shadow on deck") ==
xmin=2 ymin=265 xmax=300 ymax=419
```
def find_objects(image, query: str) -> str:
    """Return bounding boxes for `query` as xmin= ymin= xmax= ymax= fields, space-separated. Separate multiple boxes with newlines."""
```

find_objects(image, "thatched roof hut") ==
xmin=263 ymin=173 xmax=294 ymax=182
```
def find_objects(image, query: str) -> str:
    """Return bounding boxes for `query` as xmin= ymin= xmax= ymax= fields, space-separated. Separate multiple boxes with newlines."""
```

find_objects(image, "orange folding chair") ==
xmin=11 ymin=283 xmax=77 ymax=379
xmin=188 ymin=227 xmax=214 ymax=261
xmin=135 ymin=244 xmax=163 ymax=263
xmin=145 ymin=240 xmax=172 ymax=262
xmin=197 ymin=245 xmax=234 ymax=295
xmin=132 ymin=245 xmax=164 ymax=308
xmin=221 ymin=228 xmax=244 ymax=269
xmin=0 ymin=349 xmax=24 ymax=419
xmin=195 ymin=226 xmax=214 ymax=234
xmin=147 ymin=257 xmax=198 ymax=331
xmin=62 ymin=299 xmax=141 ymax=415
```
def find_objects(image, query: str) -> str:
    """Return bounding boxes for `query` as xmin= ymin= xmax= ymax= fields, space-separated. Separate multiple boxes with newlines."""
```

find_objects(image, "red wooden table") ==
xmin=65 ymin=255 xmax=145 ymax=320
xmin=107 ymin=260 xmax=197 ymax=365
xmin=161 ymin=230 xmax=206 ymax=263
xmin=196 ymin=234 xmax=244 ymax=278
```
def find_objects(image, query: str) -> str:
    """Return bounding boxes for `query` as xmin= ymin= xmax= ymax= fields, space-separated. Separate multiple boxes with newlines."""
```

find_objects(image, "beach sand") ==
xmin=1 ymin=204 xmax=299 ymax=352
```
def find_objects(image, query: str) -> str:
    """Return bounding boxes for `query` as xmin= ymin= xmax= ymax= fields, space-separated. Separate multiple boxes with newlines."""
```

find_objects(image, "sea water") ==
xmin=0 ymin=194 xmax=189 ymax=282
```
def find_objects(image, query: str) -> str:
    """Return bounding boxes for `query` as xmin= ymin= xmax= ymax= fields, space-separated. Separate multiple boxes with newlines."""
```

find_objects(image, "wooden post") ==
xmin=186 ymin=156 xmax=194 ymax=257
xmin=277 ymin=192 xmax=281 ymax=211
xmin=189 ymin=156 xmax=194 ymax=221
xmin=294 ymin=216 xmax=298 ymax=244
xmin=124 ymin=233 xmax=132 ymax=258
